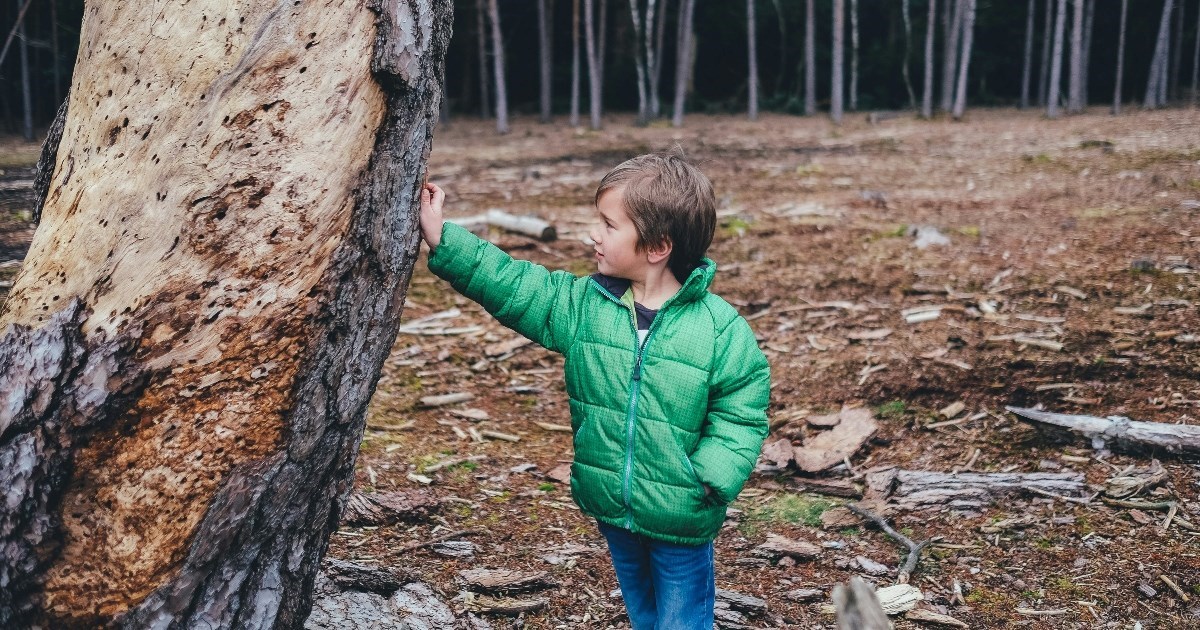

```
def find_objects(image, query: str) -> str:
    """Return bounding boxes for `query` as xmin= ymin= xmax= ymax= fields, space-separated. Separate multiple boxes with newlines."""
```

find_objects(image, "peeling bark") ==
xmin=0 ymin=0 xmax=452 ymax=627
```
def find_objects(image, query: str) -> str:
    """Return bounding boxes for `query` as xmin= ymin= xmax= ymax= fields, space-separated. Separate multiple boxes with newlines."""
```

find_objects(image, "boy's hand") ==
xmin=420 ymin=182 xmax=446 ymax=250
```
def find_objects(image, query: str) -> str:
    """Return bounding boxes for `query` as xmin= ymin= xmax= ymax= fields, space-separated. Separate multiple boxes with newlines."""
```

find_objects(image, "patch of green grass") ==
xmin=868 ymin=224 xmax=908 ymax=242
xmin=489 ymin=491 xmax=512 ymax=503
xmin=1022 ymin=153 xmax=1054 ymax=165
xmin=720 ymin=217 xmax=752 ymax=238
xmin=538 ymin=482 xmax=556 ymax=492
xmin=956 ymin=225 xmax=981 ymax=238
xmin=746 ymin=494 xmax=836 ymax=528
xmin=875 ymin=400 xmax=908 ymax=419
xmin=840 ymin=527 xmax=861 ymax=537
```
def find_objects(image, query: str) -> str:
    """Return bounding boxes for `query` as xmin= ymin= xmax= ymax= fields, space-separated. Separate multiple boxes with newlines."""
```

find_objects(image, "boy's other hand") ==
xmin=420 ymin=182 xmax=446 ymax=250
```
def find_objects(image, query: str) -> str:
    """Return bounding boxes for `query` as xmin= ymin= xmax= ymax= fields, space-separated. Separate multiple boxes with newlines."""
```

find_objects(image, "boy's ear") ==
xmin=645 ymin=238 xmax=673 ymax=265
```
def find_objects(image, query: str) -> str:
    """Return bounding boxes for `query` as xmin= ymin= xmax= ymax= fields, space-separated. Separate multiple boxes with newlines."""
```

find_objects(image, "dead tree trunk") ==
xmin=626 ymin=0 xmax=649 ymax=124
xmin=831 ymin=0 xmax=845 ymax=124
xmin=671 ymin=0 xmax=696 ymax=126
xmin=487 ymin=0 xmax=510 ymax=133
xmin=900 ymin=0 xmax=917 ymax=111
xmin=849 ymin=0 xmax=859 ymax=112
xmin=805 ymin=0 xmax=816 ymax=115
xmin=1113 ymin=0 xmax=1128 ymax=114
xmin=1067 ymin=0 xmax=1084 ymax=113
xmin=537 ymin=0 xmax=553 ymax=123
xmin=571 ymin=0 xmax=582 ymax=126
xmin=1038 ymin=0 xmax=1052 ymax=106
xmin=940 ymin=0 xmax=962 ymax=112
xmin=921 ymin=0 xmax=937 ymax=118
xmin=1146 ymin=0 xmax=1176 ymax=109
xmin=476 ymin=0 xmax=492 ymax=118
xmin=1047 ymin=0 xmax=1067 ymax=118
xmin=1020 ymin=0 xmax=1035 ymax=108
xmin=1008 ymin=407 xmax=1200 ymax=457
xmin=0 ymin=0 xmax=452 ymax=626
xmin=951 ymin=0 xmax=975 ymax=120
xmin=748 ymin=0 xmax=759 ymax=120
xmin=585 ymin=0 xmax=605 ymax=129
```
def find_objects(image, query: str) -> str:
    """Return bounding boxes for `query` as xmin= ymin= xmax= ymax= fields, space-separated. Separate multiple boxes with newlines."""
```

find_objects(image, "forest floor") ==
xmin=3 ymin=108 xmax=1200 ymax=628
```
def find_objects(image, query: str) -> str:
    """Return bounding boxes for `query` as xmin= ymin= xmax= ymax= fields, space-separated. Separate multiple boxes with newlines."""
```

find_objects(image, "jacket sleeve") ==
xmin=427 ymin=222 xmax=581 ymax=354
xmin=690 ymin=317 xmax=771 ymax=504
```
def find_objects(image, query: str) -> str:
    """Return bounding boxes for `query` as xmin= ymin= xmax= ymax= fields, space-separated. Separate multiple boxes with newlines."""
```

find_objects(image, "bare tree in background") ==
xmin=1113 ymin=0 xmax=1128 ymax=114
xmin=832 ymin=0 xmax=845 ymax=124
xmin=1193 ymin=0 xmax=1200 ymax=106
xmin=672 ymin=0 xmax=697 ymax=126
xmin=805 ymin=0 xmax=816 ymax=115
xmin=770 ymin=0 xmax=787 ymax=97
xmin=921 ymin=0 xmax=938 ymax=118
xmin=538 ymin=0 xmax=553 ymax=123
xmin=0 ymin=0 xmax=451 ymax=625
xmin=1067 ymin=0 xmax=1084 ymax=113
xmin=477 ymin=0 xmax=491 ymax=118
xmin=940 ymin=0 xmax=963 ymax=113
xmin=1146 ymin=0 xmax=1176 ymax=109
xmin=1038 ymin=0 xmax=1053 ymax=106
xmin=1021 ymin=0 xmax=1036 ymax=108
xmin=951 ymin=0 xmax=975 ymax=120
xmin=901 ymin=0 xmax=917 ymax=111
xmin=1171 ymin=0 xmax=1185 ymax=100
xmin=488 ymin=0 xmax=509 ymax=133
xmin=584 ymin=0 xmax=606 ymax=129
xmin=1081 ymin=0 xmax=1094 ymax=105
xmin=571 ymin=0 xmax=582 ymax=126
xmin=626 ymin=0 xmax=658 ymax=124
xmin=651 ymin=0 xmax=668 ymax=118
xmin=1047 ymin=0 xmax=1067 ymax=118
xmin=748 ymin=0 xmax=759 ymax=120
xmin=850 ymin=0 xmax=859 ymax=111
xmin=17 ymin=0 xmax=32 ymax=140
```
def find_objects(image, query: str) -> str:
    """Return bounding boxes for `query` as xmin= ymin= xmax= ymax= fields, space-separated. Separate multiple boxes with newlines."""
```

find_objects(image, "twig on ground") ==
xmin=847 ymin=503 xmax=933 ymax=584
xmin=1021 ymin=484 xmax=1096 ymax=506
xmin=394 ymin=528 xmax=484 ymax=554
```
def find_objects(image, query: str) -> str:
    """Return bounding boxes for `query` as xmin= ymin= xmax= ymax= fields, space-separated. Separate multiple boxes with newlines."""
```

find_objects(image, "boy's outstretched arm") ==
xmin=420 ymin=181 xmax=582 ymax=354
xmin=690 ymin=318 xmax=771 ymax=504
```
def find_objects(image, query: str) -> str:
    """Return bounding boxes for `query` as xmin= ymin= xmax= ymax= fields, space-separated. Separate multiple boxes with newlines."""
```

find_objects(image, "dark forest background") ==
xmin=1 ymin=0 xmax=1196 ymax=138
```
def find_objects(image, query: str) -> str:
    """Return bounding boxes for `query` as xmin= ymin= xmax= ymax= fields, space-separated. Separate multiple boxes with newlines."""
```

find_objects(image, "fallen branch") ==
xmin=1007 ymin=406 xmax=1200 ymax=457
xmin=846 ymin=504 xmax=932 ymax=585
xmin=393 ymin=528 xmax=485 ymax=554
xmin=448 ymin=209 xmax=557 ymax=241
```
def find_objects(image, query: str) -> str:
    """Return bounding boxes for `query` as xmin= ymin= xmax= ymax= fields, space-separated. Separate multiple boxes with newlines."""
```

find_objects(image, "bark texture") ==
xmin=804 ymin=0 xmax=816 ymax=116
xmin=0 ymin=0 xmax=452 ymax=626
xmin=831 ymin=0 xmax=845 ymax=124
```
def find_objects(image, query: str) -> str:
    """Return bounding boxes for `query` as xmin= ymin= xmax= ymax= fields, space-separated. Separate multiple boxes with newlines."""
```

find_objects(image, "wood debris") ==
xmin=341 ymin=490 xmax=439 ymax=526
xmin=791 ymin=477 xmax=863 ymax=499
xmin=1007 ymin=406 xmax=1200 ymax=457
xmin=832 ymin=577 xmax=890 ymax=629
xmin=463 ymin=593 xmax=549 ymax=616
xmin=1103 ymin=460 xmax=1168 ymax=499
xmin=546 ymin=463 xmax=572 ymax=483
xmin=938 ymin=401 xmax=966 ymax=419
xmin=534 ymin=421 xmax=571 ymax=432
xmin=864 ymin=468 xmax=1087 ymax=510
xmin=459 ymin=568 xmax=558 ymax=594
xmin=484 ymin=337 xmax=532 ymax=357
xmin=424 ymin=454 xmax=487 ymax=473
xmin=449 ymin=209 xmax=557 ymax=241
xmin=479 ymin=429 xmax=520 ymax=442
xmin=449 ymin=408 xmax=490 ymax=421
xmin=752 ymin=533 xmax=821 ymax=561
xmin=904 ymin=608 xmax=969 ymax=627
xmin=846 ymin=327 xmax=893 ymax=341
xmin=420 ymin=392 xmax=475 ymax=407
xmin=793 ymin=407 xmax=879 ymax=473
xmin=715 ymin=589 xmax=768 ymax=617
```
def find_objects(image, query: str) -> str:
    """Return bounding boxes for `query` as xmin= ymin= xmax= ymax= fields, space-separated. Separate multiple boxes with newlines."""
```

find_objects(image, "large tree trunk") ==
xmin=921 ymin=0 xmax=937 ymax=118
xmin=537 ymin=0 xmax=553 ymax=123
xmin=570 ymin=0 xmax=582 ymax=126
xmin=951 ymin=0 xmax=975 ymax=120
xmin=671 ymin=0 xmax=696 ymax=126
xmin=0 ymin=0 xmax=452 ymax=626
xmin=1067 ymin=0 xmax=1083 ymax=113
xmin=476 ymin=0 xmax=491 ymax=118
xmin=1047 ymin=0 xmax=1067 ymax=118
xmin=748 ymin=0 xmax=759 ymax=120
xmin=1020 ymin=0 xmax=1035 ymax=108
xmin=487 ymin=0 xmax=510 ymax=133
xmin=849 ymin=0 xmax=859 ymax=112
xmin=939 ymin=0 xmax=962 ymax=112
xmin=1113 ymin=0 xmax=1128 ymax=114
xmin=831 ymin=0 xmax=845 ymax=124
xmin=805 ymin=0 xmax=816 ymax=115
xmin=1038 ymin=0 xmax=1053 ymax=106
xmin=1146 ymin=0 xmax=1176 ymax=109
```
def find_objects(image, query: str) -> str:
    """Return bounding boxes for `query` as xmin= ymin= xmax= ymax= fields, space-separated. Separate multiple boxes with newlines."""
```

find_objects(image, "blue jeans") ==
xmin=598 ymin=521 xmax=715 ymax=630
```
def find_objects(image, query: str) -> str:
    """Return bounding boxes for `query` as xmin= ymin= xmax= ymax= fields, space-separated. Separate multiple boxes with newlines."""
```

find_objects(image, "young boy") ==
xmin=419 ymin=152 xmax=770 ymax=630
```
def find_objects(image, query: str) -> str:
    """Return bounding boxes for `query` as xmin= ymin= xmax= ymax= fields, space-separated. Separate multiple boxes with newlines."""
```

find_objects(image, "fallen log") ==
xmin=341 ymin=490 xmax=440 ymax=526
xmin=1007 ymin=407 xmax=1200 ymax=457
xmin=458 ymin=568 xmax=557 ymax=594
xmin=448 ymin=209 xmax=557 ymax=241
xmin=865 ymin=468 xmax=1087 ymax=510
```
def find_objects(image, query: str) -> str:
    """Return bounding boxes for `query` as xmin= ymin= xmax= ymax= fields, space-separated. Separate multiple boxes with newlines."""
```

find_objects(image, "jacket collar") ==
xmin=590 ymin=259 xmax=716 ymax=307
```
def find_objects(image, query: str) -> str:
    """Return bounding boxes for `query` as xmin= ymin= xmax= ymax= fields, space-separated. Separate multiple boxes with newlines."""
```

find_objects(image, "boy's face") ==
xmin=590 ymin=188 xmax=647 ymax=281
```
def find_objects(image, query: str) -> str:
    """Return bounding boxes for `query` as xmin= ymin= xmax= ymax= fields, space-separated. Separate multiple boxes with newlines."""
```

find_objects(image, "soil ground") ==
xmin=3 ymin=108 xmax=1199 ymax=628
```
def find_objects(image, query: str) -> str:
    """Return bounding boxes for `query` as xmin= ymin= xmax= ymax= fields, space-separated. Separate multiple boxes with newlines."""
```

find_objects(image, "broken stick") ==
xmin=847 ymin=503 xmax=932 ymax=585
xmin=1007 ymin=406 xmax=1200 ymax=457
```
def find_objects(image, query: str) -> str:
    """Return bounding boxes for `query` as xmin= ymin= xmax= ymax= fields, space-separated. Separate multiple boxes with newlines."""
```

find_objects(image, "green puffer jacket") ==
xmin=428 ymin=223 xmax=770 ymax=545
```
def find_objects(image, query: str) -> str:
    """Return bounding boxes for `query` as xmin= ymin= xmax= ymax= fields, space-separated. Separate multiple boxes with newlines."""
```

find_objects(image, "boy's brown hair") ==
xmin=595 ymin=151 xmax=716 ymax=282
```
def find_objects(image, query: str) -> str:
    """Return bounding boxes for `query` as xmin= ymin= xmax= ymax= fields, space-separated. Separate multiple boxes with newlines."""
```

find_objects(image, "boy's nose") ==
xmin=588 ymin=225 xmax=601 ymax=244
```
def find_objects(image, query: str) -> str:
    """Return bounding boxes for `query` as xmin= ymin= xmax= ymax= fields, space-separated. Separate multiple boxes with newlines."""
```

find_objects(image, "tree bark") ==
xmin=1067 ymin=0 xmax=1084 ymax=113
xmin=921 ymin=0 xmax=937 ymax=118
xmin=474 ymin=0 xmax=491 ymax=119
xmin=0 ymin=0 xmax=452 ymax=626
xmin=831 ymin=0 xmax=845 ymax=124
xmin=671 ymin=0 xmax=696 ymax=126
xmin=940 ymin=0 xmax=963 ymax=113
xmin=748 ymin=0 xmax=759 ymax=120
xmin=1008 ymin=407 xmax=1200 ymax=458
xmin=476 ymin=0 xmax=491 ymax=118
xmin=1038 ymin=0 xmax=1052 ymax=106
xmin=1146 ymin=0 xmax=1176 ymax=109
xmin=1020 ymin=0 xmax=1035 ymax=108
xmin=849 ymin=0 xmax=859 ymax=112
xmin=951 ymin=0 xmax=975 ymax=120
xmin=866 ymin=468 xmax=1087 ymax=511
xmin=805 ymin=0 xmax=816 ymax=115
xmin=1047 ymin=0 xmax=1067 ymax=118
xmin=584 ymin=0 xmax=604 ymax=129
xmin=626 ymin=0 xmax=650 ymax=124
xmin=487 ymin=0 xmax=510 ymax=133
xmin=570 ymin=0 xmax=582 ymax=126
xmin=901 ymin=0 xmax=917 ymax=111
xmin=1113 ymin=0 xmax=1128 ymax=114
xmin=537 ymin=0 xmax=553 ymax=123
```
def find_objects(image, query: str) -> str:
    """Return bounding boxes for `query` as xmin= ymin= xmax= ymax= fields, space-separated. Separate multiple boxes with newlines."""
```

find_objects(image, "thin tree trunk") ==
xmin=1067 ymin=0 xmax=1084 ymax=113
xmin=805 ymin=0 xmax=816 ymax=115
xmin=0 ymin=1 xmax=452 ymax=626
xmin=488 ymin=0 xmax=509 ymax=133
xmin=1081 ymin=0 xmax=1094 ymax=106
xmin=748 ymin=0 xmax=759 ymax=120
xmin=585 ymin=0 xmax=604 ymax=128
xmin=940 ymin=0 xmax=963 ymax=112
xmin=643 ymin=0 xmax=659 ymax=121
xmin=1047 ymin=0 xmax=1067 ymax=118
xmin=538 ymin=0 xmax=552 ymax=123
xmin=901 ymin=0 xmax=917 ymax=111
xmin=1113 ymin=0 xmax=1127 ymax=114
xmin=921 ymin=0 xmax=937 ymax=118
xmin=1020 ymin=0 xmax=1035 ymax=108
xmin=17 ymin=0 xmax=32 ymax=141
xmin=627 ymin=0 xmax=650 ymax=124
xmin=771 ymin=0 xmax=787 ymax=97
xmin=849 ymin=0 xmax=859 ymax=112
xmin=599 ymin=0 xmax=609 ymax=88
xmin=1171 ymin=0 xmax=1185 ymax=100
xmin=571 ymin=0 xmax=582 ymax=126
xmin=1039 ymin=0 xmax=1053 ymax=106
xmin=651 ymin=0 xmax=668 ymax=119
xmin=51 ymin=0 xmax=61 ymax=107
xmin=477 ymin=0 xmax=491 ymax=118
xmin=951 ymin=0 xmax=975 ymax=120
xmin=671 ymin=0 xmax=696 ymax=126
xmin=1146 ymin=0 xmax=1176 ymax=109
xmin=831 ymin=0 xmax=845 ymax=124
xmin=1192 ymin=0 xmax=1200 ymax=106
